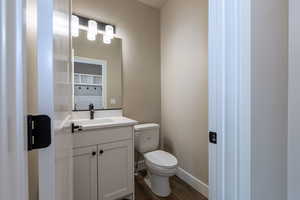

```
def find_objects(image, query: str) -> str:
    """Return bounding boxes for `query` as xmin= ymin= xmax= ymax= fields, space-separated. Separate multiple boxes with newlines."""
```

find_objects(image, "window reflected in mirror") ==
xmin=72 ymin=31 xmax=123 ymax=111
xmin=73 ymin=58 xmax=106 ymax=110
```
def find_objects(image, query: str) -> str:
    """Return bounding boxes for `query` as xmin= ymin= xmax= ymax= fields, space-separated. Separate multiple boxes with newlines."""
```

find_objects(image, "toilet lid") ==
xmin=144 ymin=150 xmax=178 ymax=169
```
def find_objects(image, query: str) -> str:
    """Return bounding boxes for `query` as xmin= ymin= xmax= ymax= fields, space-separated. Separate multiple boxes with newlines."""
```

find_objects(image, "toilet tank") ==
xmin=134 ymin=123 xmax=160 ymax=154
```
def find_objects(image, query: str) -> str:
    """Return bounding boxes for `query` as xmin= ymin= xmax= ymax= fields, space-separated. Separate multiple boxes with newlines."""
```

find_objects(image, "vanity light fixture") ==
xmin=73 ymin=14 xmax=116 ymax=44
xmin=71 ymin=15 xmax=79 ymax=37
xmin=87 ymin=20 xmax=97 ymax=41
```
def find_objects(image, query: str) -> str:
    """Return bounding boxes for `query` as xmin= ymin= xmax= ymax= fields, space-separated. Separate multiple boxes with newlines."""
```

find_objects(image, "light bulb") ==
xmin=87 ymin=32 xmax=96 ymax=41
xmin=103 ymin=34 xmax=111 ymax=44
xmin=71 ymin=15 xmax=79 ymax=37
xmin=105 ymin=25 xmax=114 ymax=39
xmin=87 ymin=20 xmax=97 ymax=40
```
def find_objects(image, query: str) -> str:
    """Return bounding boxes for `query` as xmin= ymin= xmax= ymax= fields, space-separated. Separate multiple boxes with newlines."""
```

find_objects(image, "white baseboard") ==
xmin=176 ymin=167 xmax=209 ymax=198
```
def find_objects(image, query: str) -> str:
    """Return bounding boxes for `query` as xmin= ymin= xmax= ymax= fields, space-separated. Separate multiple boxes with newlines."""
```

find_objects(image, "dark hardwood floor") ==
xmin=135 ymin=175 xmax=208 ymax=200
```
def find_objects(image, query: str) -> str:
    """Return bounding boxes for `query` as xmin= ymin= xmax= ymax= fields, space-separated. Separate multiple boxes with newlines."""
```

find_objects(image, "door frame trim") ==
xmin=209 ymin=0 xmax=251 ymax=199
xmin=0 ymin=0 xmax=28 ymax=199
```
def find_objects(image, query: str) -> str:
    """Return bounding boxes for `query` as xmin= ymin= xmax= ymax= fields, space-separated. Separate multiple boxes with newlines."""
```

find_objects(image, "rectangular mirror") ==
xmin=72 ymin=31 xmax=122 ymax=111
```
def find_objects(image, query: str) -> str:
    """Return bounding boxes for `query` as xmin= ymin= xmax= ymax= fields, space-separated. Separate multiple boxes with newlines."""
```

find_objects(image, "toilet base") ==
xmin=144 ymin=172 xmax=171 ymax=197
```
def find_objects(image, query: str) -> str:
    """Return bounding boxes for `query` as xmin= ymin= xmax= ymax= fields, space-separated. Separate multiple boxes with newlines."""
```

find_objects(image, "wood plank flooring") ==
xmin=135 ymin=175 xmax=208 ymax=200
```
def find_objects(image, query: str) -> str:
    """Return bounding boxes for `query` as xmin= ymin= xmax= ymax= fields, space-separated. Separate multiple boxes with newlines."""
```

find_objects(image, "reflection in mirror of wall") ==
xmin=72 ymin=16 xmax=123 ymax=111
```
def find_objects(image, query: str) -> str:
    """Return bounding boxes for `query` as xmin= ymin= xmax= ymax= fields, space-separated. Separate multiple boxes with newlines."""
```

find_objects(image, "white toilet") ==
xmin=134 ymin=123 xmax=178 ymax=197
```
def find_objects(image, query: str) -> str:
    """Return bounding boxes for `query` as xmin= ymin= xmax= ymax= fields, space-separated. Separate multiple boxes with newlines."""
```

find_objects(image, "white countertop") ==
xmin=72 ymin=116 xmax=138 ymax=131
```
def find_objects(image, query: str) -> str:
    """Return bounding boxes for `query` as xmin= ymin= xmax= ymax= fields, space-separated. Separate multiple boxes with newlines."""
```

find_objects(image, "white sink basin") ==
xmin=78 ymin=118 xmax=115 ymax=125
xmin=72 ymin=117 xmax=138 ymax=131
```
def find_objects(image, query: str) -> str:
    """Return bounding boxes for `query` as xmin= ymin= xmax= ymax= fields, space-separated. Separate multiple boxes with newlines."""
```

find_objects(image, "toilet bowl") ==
xmin=144 ymin=150 xmax=178 ymax=197
xmin=134 ymin=124 xmax=178 ymax=197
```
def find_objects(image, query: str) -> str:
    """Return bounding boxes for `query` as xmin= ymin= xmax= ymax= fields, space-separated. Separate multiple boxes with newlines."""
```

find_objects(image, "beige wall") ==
xmin=161 ymin=0 xmax=208 ymax=184
xmin=72 ymin=0 xmax=161 ymax=123
xmin=73 ymin=33 xmax=123 ymax=109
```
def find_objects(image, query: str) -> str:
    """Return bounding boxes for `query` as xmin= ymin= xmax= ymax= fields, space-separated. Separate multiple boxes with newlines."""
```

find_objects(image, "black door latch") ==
xmin=28 ymin=115 xmax=51 ymax=151
xmin=209 ymin=131 xmax=217 ymax=144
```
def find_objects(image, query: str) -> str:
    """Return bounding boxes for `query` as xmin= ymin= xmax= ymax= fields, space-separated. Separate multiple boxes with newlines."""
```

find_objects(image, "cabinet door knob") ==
xmin=92 ymin=152 xmax=96 ymax=156
xmin=99 ymin=150 xmax=104 ymax=154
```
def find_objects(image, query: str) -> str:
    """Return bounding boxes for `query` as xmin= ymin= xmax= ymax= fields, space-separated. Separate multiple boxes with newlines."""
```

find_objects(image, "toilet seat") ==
xmin=144 ymin=150 xmax=178 ymax=169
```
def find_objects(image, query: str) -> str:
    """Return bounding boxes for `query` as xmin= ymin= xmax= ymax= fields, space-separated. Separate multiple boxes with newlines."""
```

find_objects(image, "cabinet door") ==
xmin=73 ymin=146 xmax=98 ymax=200
xmin=98 ymin=140 xmax=134 ymax=200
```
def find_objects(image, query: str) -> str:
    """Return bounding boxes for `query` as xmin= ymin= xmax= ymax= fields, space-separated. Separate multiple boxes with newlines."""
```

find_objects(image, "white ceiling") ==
xmin=137 ymin=0 xmax=168 ymax=9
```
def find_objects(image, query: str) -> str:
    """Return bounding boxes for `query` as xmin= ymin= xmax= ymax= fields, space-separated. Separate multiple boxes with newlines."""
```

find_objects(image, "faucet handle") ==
xmin=89 ymin=103 xmax=94 ymax=110
xmin=89 ymin=103 xmax=95 ymax=120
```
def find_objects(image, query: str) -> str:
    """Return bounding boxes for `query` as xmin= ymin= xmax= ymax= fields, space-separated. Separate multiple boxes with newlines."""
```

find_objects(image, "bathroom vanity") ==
xmin=72 ymin=117 xmax=137 ymax=200
xmin=71 ymin=10 xmax=135 ymax=199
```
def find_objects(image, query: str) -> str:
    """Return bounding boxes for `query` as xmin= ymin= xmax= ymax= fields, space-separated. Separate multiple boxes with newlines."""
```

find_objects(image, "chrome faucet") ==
xmin=89 ymin=103 xmax=95 ymax=120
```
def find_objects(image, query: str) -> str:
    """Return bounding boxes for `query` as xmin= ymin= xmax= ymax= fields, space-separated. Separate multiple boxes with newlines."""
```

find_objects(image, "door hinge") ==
xmin=209 ymin=131 xmax=217 ymax=144
xmin=27 ymin=115 xmax=51 ymax=151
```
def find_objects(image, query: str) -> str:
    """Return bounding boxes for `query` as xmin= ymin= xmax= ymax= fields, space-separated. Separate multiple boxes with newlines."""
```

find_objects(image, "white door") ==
xmin=73 ymin=146 xmax=98 ymax=200
xmin=0 ymin=0 xmax=28 ymax=200
xmin=36 ymin=0 xmax=73 ymax=200
xmin=99 ymin=140 xmax=134 ymax=200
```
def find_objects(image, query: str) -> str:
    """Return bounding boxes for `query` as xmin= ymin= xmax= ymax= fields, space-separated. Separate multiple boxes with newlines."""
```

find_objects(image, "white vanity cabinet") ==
xmin=72 ymin=125 xmax=135 ymax=200
xmin=99 ymin=140 xmax=133 ymax=200
xmin=73 ymin=146 xmax=98 ymax=200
